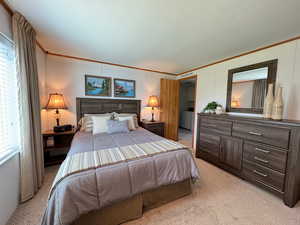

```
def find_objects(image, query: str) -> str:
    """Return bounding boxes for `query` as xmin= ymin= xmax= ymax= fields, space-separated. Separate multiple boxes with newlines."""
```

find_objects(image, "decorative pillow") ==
xmin=116 ymin=113 xmax=139 ymax=128
xmin=107 ymin=120 xmax=130 ymax=134
xmin=80 ymin=113 xmax=112 ymax=132
xmin=91 ymin=116 xmax=111 ymax=135
xmin=79 ymin=116 xmax=93 ymax=132
xmin=118 ymin=116 xmax=136 ymax=130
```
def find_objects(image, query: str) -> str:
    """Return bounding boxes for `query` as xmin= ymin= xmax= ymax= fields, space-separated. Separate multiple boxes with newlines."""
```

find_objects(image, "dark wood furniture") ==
xmin=141 ymin=121 xmax=165 ymax=137
xmin=226 ymin=59 xmax=278 ymax=114
xmin=196 ymin=113 xmax=300 ymax=207
xmin=43 ymin=129 xmax=76 ymax=167
xmin=76 ymin=98 xmax=141 ymax=123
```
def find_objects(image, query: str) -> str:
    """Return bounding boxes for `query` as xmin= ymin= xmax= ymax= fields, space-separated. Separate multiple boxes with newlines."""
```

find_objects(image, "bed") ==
xmin=42 ymin=98 xmax=199 ymax=225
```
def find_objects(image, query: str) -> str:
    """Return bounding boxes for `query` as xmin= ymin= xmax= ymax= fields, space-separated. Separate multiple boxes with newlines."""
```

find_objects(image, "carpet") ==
xmin=178 ymin=128 xmax=193 ymax=148
xmin=7 ymin=153 xmax=300 ymax=225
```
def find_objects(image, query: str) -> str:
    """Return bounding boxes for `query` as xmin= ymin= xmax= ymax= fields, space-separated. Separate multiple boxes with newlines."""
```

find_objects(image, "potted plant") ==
xmin=203 ymin=101 xmax=222 ymax=114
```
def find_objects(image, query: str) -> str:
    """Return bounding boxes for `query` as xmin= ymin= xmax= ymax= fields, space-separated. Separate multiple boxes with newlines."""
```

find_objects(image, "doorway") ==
xmin=178 ymin=76 xmax=197 ymax=148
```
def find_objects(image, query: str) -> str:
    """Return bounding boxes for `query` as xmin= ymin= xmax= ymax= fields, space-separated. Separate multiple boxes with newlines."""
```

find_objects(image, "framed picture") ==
xmin=85 ymin=75 xmax=112 ymax=96
xmin=114 ymin=78 xmax=136 ymax=98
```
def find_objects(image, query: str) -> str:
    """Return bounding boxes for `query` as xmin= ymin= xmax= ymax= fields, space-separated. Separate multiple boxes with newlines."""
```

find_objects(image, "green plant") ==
xmin=204 ymin=101 xmax=221 ymax=111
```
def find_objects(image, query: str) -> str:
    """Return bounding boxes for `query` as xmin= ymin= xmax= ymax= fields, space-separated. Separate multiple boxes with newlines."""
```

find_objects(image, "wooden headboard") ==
xmin=76 ymin=98 xmax=141 ymax=122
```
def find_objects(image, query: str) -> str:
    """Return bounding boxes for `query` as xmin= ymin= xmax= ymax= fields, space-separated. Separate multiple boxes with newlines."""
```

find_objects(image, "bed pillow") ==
xmin=118 ymin=116 xmax=136 ymax=130
xmin=80 ymin=113 xmax=112 ymax=132
xmin=116 ymin=113 xmax=139 ymax=128
xmin=79 ymin=116 xmax=93 ymax=132
xmin=91 ymin=116 xmax=111 ymax=135
xmin=107 ymin=120 xmax=130 ymax=134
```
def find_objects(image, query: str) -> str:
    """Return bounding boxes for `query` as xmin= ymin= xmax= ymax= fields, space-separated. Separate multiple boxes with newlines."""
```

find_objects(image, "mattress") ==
xmin=41 ymin=128 xmax=199 ymax=225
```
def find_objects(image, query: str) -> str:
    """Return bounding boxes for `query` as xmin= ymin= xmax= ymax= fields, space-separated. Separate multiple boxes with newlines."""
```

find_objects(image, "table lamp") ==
xmin=147 ymin=95 xmax=159 ymax=122
xmin=231 ymin=98 xmax=240 ymax=108
xmin=45 ymin=93 xmax=68 ymax=127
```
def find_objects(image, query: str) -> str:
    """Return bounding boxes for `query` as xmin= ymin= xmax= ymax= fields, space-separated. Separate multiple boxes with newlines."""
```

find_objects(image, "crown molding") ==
xmin=178 ymin=75 xmax=197 ymax=81
xmin=36 ymin=40 xmax=47 ymax=53
xmin=47 ymin=52 xmax=177 ymax=76
xmin=26 ymin=35 xmax=300 ymax=77
xmin=0 ymin=0 xmax=13 ymax=15
xmin=177 ymin=35 xmax=300 ymax=76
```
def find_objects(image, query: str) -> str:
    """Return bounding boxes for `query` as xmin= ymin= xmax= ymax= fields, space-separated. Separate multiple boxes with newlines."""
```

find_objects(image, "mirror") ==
xmin=226 ymin=59 xmax=277 ymax=114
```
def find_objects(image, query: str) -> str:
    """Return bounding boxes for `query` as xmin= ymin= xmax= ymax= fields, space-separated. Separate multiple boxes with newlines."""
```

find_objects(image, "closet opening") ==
xmin=178 ymin=76 xmax=197 ymax=148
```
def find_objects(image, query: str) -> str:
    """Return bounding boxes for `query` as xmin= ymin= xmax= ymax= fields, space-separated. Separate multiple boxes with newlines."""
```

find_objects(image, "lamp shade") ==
xmin=231 ymin=99 xmax=240 ymax=108
xmin=147 ymin=95 xmax=159 ymax=107
xmin=45 ymin=93 xmax=68 ymax=110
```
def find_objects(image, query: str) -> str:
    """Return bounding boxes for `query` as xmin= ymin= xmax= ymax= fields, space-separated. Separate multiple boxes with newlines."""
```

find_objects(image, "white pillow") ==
xmin=116 ymin=113 xmax=139 ymax=128
xmin=91 ymin=116 xmax=111 ymax=134
xmin=118 ymin=116 xmax=136 ymax=130
xmin=80 ymin=113 xmax=112 ymax=132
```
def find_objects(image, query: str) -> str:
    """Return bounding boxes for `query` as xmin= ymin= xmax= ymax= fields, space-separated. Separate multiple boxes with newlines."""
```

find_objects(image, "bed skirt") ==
xmin=72 ymin=179 xmax=192 ymax=225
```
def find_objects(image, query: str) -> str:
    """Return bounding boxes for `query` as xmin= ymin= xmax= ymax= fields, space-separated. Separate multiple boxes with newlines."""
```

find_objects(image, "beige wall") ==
xmin=38 ymin=40 xmax=300 ymax=138
xmin=42 ymin=55 xmax=175 ymax=130
xmin=177 ymin=39 xmax=300 ymax=146
xmin=0 ymin=5 xmax=12 ymax=39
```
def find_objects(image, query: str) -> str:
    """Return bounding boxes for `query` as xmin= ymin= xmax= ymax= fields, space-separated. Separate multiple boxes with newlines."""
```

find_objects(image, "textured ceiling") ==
xmin=6 ymin=0 xmax=300 ymax=74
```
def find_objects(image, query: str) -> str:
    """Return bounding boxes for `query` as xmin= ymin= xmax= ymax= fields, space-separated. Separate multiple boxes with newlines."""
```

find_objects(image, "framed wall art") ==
xmin=114 ymin=78 xmax=136 ymax=98
xmin=85 ymin=75 xmax=112 ymax=96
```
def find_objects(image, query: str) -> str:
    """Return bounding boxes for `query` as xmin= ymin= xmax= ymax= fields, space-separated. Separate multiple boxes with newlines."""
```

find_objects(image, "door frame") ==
xmin=178 ymin=75 xmax=198 ymax=149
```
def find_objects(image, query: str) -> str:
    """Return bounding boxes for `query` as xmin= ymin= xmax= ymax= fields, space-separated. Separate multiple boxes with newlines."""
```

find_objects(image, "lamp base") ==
xmin=151 ymin=111 xmax=155 ymax=122
xmin=55 ymin=109 xmax=60 ymax=126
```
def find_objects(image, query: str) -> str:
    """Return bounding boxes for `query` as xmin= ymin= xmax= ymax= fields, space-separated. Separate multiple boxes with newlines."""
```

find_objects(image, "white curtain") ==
xmin=13 ymin=12 xmax=44 ymax=202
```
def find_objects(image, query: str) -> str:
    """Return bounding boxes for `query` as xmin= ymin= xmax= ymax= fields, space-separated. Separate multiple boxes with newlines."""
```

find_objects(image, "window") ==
xmin=0 ymin=33 xmax=20 ymax=161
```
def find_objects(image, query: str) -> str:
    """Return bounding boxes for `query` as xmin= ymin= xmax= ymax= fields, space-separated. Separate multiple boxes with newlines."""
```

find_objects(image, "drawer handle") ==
xmin=255 ymin=148 xmax=270 ymax=154
xmin=253 ymin=170 xmax=268 ymax=177
xmin=248 ymin=131 xmax=263 ymax=136
xmin=254 ymin=156 xmax=269 ymax=164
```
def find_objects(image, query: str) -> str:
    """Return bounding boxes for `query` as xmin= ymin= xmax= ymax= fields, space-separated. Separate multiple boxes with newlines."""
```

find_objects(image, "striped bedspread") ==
xmin=50 ymin=139 xmax=187 ymax=197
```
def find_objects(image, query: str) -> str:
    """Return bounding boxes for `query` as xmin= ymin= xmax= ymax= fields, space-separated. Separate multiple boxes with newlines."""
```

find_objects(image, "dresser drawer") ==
xmin=200 ymin=118 xmax=232 ymax=136
xmin=232 ymin=122 xmax=290 ymax=149
xmin=198 ymin=132 xmax=220 ymax=157
xmin=243 ymin=142 xmax=287 ymax=173
xmin=243 ymin=160 xmax=285 ymax=192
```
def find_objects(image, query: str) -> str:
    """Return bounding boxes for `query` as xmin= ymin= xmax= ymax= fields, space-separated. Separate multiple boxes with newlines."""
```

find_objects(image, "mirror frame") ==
xmin=226 ymin=59 xmax=278 ymax=114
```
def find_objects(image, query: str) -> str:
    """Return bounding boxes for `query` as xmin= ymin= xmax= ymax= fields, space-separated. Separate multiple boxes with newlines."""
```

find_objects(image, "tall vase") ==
xmin=263 ymin=83 xmax=274 ymax=119
xmin=272 ymin=86 xmax=283 ymax=120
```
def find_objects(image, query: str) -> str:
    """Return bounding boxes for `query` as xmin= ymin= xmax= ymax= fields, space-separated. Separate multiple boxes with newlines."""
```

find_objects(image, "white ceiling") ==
xmin=6 ymin=0 xmax=300 ymax=74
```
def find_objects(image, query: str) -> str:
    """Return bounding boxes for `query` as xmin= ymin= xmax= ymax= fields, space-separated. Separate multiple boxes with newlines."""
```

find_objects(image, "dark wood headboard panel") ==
xmin=76 ymin=98 xmax=141 ymax=122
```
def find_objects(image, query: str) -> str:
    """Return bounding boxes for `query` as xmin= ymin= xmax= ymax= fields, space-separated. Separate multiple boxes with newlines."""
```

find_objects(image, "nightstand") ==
xmin=141 ymin=121 xmax=165 ymax=137
xmin=43 ymin=129 xmax=76 ymax=167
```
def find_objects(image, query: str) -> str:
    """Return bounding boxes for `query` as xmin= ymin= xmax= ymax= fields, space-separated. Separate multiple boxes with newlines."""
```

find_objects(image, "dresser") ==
xmin=196 ymin=113 xmax=300 ymax=207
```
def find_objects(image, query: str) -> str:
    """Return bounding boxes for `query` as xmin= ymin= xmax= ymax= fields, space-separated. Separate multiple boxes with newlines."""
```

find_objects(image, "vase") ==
xmin=263 ymin=83 xmax=274 ymax=119
xmin=216 ymin=106 xmax=223 ymax=115
xmin=272 ymin=86 xmax=283 ymax=120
